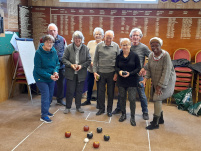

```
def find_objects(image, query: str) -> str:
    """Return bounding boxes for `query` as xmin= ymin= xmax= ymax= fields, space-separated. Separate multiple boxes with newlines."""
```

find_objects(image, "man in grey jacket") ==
xmin=93 ymin=30 xmax=120 ymax=117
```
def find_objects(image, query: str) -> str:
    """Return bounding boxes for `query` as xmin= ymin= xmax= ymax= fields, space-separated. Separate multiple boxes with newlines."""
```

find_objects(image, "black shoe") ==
xmin=81 ymin=101 xmax=91 ymax=106
xmin=107 ymin=112 xmax=112 ymax=117
xmin=119 ymin=114 xmax=126 ymax=122
xmin=96 ymin=109 xmax=105 ymax=115
xmin=130 ymin=118 xmax=136 ymax=126
xmin=56 ymin=100 xmax=66 ymax=106
xmin=112 ymin=108 xmax=121 ymax=114
xmin=146 ymin=124 xmax=159 ymax=130
xmin=143 ymin=113 xmax=149 ymax=120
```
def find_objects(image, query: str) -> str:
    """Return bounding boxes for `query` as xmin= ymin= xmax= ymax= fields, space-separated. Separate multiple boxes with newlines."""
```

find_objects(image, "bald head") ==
xmin=104 ymin=30 xmax=114 ymax=46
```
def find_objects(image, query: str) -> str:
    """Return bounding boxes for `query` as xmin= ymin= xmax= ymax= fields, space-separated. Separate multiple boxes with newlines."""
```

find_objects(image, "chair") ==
xmin=10 ymin=51 xmax=32 ymax=100
xmin=195 ymin=50 xmax=201 ymax=103
xmin=167 ymin=48 xmax=194 ymax=105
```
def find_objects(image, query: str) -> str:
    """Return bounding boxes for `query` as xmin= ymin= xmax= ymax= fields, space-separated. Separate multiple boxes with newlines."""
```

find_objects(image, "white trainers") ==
xmin=76 ymin=108 xmax=84 ymax=113
xmin=63 ymin=109 xmax=70 ymax=114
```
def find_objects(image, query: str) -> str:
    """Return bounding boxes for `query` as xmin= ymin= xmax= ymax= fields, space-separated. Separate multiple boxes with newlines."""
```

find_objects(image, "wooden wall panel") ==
xmin=31 ymin=7 xmax=201 ymax=60
xmin=29 ymin=0 xmax=201 ymax=9
xmin=0 ymin=55 xmax=12 ymax=102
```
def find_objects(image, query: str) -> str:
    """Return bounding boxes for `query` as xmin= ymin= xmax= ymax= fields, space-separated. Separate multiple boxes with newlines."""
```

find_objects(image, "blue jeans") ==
xmin=137 ymin=76 xmax=148 ymax=113
xmin=36 ymin=81 xmax=55 ymax=117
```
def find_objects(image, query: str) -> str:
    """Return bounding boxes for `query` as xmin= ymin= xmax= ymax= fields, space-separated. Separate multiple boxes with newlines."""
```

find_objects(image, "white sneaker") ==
xmin=63 ymin=109 xmax=70 ymax=114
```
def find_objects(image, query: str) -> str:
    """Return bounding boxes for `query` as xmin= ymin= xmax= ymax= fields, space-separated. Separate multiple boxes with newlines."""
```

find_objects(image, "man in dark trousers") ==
xmin=40 ymin=23 xmax=67 ymax=106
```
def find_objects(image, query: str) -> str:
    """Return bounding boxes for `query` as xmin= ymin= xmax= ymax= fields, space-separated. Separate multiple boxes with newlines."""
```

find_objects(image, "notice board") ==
xmin=30 ymin=7 xmax=201 ymax=60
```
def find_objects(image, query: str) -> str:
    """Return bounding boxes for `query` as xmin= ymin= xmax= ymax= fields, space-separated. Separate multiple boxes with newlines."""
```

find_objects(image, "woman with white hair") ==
xmin=115 ymin=38 xmax=141 ymax=126
xmin=81 ymin=27 xmax=104 ymax=107
xmin=141 ymin=37 xmax=176 ymax=130
xmin=62 ymin=31 xmax=91 ymax=114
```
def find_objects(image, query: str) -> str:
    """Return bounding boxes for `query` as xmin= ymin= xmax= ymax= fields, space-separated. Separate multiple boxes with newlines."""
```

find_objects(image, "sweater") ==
xmin=130 ymin=43 xmax=151 ymax=68
xmin=93 ymin=41 xmax=120 ymax=73
xmin=33 ymin=43 xmax=60 ymax=82
xmin=115 ymin=50 xmax=141 ymax=87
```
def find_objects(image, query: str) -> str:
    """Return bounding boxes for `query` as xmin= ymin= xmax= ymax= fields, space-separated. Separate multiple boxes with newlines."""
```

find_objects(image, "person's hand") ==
xmin=71 ymin=64 xmax=77 ymax=70
xmin=156 ymin=85 xmax=162 ymax=96
xmin=113 ymin=73 xmax=117 ymax=81
xmin=119 ymin=70 xmax=129 ymax=78
xmin=94 ymin=72 xmax=100 ymax=81
xmin=75 ymin=65 xmax=82 ymax=71
xmin=139 ymin=79 xmax=147 ymax=87
xmin=90 ymin=62 xmax=93 ymax=67
xmin=53 ymin=72 xmax=59 ymax=80
xmin=51 ymin=75 xmax=58 ymax=81
xmin=139 ymin=68 xmax=146 ymax=76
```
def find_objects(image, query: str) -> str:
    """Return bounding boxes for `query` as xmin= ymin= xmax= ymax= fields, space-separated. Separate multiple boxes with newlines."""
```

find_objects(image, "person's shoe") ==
xmin=107 ymin=112 xmax=112 ymax=117
xmin=130 ymin=117 xmax=136 ymax=126
xmin=112 ymin=108 xmax=121 ymax=114
xmin=150 ymin=111 xmax=164 ymax=125
xmin=146 ymin=115 xmax=159 ymax=130
xmin=96 ymin=109 xmax=105 ymax=115
xmin=40 ymin=116 xmax=52 ymax=123
xmin=119 ymin=114 xmax=126 ymax=122
xmin=76 ymin=108 xmax=84 ymax=113
xmin=143 ymin=113 xmax=149 ymax=120
xmin=63 ymin=109 xmax=70 ymax=114
xmin=81 ymin=101 xmax=91 ymax=106
xmin=56 ymin=100 xmax=66 ymax=106
xmin=48 ymin=112 xmax=54 ymax=117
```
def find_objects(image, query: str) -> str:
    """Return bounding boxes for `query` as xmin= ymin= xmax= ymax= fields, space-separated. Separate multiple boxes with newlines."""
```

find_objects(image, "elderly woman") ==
xmin=62 ymin=31 xmax=91 ymax=114
xmin=115 ymin=38 xmax=141 ymax=126
xmin=141 ymin=37 xmax=176 ymax=130
xmin=81 ymin=27 xmax=104 ymax=106
xmin=33 ymin=35 xmax=60 ymax=123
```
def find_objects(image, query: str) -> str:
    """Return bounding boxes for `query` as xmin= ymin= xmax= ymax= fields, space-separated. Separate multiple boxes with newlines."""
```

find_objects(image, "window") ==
xmin=59 ymin=0 xmax=158 ymax=4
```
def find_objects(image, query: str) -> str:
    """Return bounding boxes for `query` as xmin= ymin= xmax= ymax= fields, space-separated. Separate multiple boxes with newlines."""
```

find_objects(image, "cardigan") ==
xmin=62 ymin=43 xmax=91 ymax=82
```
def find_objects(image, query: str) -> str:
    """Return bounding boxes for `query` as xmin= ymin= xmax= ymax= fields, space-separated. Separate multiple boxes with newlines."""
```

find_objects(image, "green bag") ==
xmin=188 ymin=102 xmax=201 ymax=116
xmin=172 ymin=88 xmax=193 ymax=111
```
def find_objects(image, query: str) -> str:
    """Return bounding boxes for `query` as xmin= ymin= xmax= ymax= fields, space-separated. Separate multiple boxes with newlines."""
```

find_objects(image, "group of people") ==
xmin=33 ymin=23 xmax=176 ymax=130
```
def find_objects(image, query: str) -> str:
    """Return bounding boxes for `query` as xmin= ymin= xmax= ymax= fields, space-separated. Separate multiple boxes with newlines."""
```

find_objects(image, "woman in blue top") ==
xmin=33 ymin=35 xmax=60 ymax=123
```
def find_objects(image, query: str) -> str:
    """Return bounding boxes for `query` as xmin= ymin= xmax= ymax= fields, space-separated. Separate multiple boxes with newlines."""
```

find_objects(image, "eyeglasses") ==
xmin=45 ymin=42 xmax=54 ymax=45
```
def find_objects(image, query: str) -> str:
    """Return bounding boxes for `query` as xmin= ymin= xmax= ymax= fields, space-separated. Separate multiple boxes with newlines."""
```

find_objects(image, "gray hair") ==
xmin=120 ymin=38 xmax=131 ymax=45
xmin=71 ymin=31 xmax=85 ymax=43
xmin=93 ymin=27 xmax=104 ymax=37
xmin=42 ymin=34 xmax=55 ymax=43
xmin=129 ymin=28 xmax=143 ymax=38
xmin=48 ymin=23 xmax=58 ymax=31
xmin=105 ymin=30 xmax=114 ymax=37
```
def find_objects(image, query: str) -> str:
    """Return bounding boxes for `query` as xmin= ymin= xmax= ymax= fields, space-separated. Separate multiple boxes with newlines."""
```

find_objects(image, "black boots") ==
xmin=130 ymin=116 xmax=136 ymax=126
xmin=146 ymin=115 xmax=159 ymax=130
xmin=119 ymin=114 xmax=126 ymax=122
xmin=150 ymin=111 xmax=164 ymax=125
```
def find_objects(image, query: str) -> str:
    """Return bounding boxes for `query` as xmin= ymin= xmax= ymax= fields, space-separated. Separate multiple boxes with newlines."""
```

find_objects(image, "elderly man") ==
xmin=93 ymin=30 xmax=120 ymax=117
xmin=112 ymin=28 xmax=150 ymax=120
xmin=39 ymin=23 xmax=67 ymax=106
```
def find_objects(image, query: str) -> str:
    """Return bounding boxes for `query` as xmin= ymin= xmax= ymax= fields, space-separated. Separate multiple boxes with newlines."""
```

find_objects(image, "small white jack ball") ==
xmin=84 ymin=138 xmax=89 ymax=143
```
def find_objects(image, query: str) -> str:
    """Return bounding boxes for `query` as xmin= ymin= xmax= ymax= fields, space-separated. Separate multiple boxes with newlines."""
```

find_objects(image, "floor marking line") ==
xmin=108 ymin=117 xmax=112 ymax=123
xmin=85 ymin=112 xmax=91 ymax=120
xmin=86 ymin=119 xmax=110 ymax=123
xmin=11 ymin=122 xmax=44 ymax=151
xmin=54 ymin=108 xmax=60 ymax=114
xmin=146 ymin=120 xmax=151 ymax=151
xmin=82 ymin=142 xmax=87 ymax=151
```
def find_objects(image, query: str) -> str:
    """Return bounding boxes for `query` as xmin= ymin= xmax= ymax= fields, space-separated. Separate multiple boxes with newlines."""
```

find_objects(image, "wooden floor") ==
xmin=0 ymin=94 xmax=201 ymax=151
